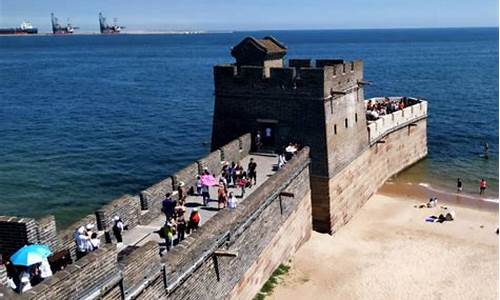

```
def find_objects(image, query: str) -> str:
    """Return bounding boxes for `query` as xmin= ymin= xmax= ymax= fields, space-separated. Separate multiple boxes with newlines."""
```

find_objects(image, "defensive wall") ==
xmin=0 ymin=38 xmax=429 ymax=299
xmin=0 ymin=136 xmax=313 ymax=300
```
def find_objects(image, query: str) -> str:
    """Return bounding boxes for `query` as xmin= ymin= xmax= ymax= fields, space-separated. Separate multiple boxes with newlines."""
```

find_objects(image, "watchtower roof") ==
xmin=231 ymin=36 xmax=287 ymax=65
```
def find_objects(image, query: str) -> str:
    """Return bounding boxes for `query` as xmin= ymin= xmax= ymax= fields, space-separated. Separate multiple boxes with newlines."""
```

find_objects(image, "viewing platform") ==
xmin=365 ymin=97 xmax=428 ymax=144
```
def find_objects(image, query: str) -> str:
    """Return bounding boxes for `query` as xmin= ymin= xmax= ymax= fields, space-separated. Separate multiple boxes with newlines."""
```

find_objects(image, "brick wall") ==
xmin=239 ymin=133 xmax=252 ymax=157
xmin=36 ymin=216 xmax=60 ymax=252
xmin=172 ymin=162 xmax=199 ymax=195
xmin=197 ymin=149 xmax=223 ymax=175
xmin=319 ymin=117 xmax=428 ymax=233
xmin=0 ymin=264 xmax=7 ymax=287
xmin=164 ymin=148 xmax=312 ymax=300
xmin=23 ymin=245 xmax=118 ymax=300
xmin=0 ymin=217 xmax=38 ymax=259
xmin=219 ymin=139 xmax=240 ymax=164
xmin=95 ymin=195 xmax=141 ymax=231
xmin=118 ymin=241 xmax=160 ymax=294
xmin=139 ymin=177 xmax=173 ymax=224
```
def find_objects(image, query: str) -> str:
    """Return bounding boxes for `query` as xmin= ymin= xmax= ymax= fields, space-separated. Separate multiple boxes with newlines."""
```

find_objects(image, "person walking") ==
xmin=248 ymin=158 xmax=257 ymax=186
xmin=228 ymin=192 xmax=237 ymax=209
xmin=218 ymin=183 xmax=227 ymax=209
xmin=162 ymin=193 xmax=177 ymax=219
xmin=479 ymin=178 xmax=487 ymax=195
xmin=201 ymin=184 xmax=210 ymax=206
xmin=457 ymin=178 xmax=463 ymax=192
xmin=176 ymin=213 xmax=186 ymax=243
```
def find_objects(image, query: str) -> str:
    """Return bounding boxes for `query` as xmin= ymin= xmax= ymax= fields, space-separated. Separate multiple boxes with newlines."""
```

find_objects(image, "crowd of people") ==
xmin=4 ymin=255 xmax=53 ymax=293
xmin=157 ymin=157 xmax=259 ymax=253
xmin=366 ymin=97 xmax=410 ymax=120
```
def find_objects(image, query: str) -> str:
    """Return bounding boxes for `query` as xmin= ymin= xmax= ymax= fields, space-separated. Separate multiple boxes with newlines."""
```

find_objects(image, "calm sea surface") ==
xmin=0 ymin=28 xmax=498 ymax=227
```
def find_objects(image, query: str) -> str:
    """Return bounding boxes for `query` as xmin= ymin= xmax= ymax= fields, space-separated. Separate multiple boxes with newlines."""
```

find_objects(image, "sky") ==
xmin=0 ymin=0 xmax=498 ymax=33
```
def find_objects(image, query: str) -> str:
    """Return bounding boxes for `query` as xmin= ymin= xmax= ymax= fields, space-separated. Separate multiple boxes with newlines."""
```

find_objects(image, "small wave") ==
xmin=418 ymin=182 xmax=499 ymax=204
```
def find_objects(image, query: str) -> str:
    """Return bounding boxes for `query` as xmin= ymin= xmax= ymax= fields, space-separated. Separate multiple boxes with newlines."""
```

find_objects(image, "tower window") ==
xmin=355 ymin=113 xmax=358 ymax=122
xmin=351 ymin=62 xmax=355 ymax=71
xmin=342 ymin=64 xmax=346 ymax=73
xmin=334 ymin=124 xmax=337 ymax=135
xmin=345 ymin=118 xmax=348 ymax=128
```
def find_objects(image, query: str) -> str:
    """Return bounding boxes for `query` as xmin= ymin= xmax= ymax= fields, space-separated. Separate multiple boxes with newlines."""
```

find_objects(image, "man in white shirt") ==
xmin=75 ymin=226 xmax=89 ymax=259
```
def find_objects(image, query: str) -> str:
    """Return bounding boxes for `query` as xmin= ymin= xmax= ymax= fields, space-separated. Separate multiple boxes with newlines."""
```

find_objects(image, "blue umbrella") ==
xmin=24 ymin=244 xmax=52 ymax=257
xmin=10 ymin=244 xmax=52 ymax=266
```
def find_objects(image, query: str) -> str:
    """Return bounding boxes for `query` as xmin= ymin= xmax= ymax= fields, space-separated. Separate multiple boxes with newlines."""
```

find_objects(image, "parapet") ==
xmin=214 ymin=59 xmax=363 ymax=97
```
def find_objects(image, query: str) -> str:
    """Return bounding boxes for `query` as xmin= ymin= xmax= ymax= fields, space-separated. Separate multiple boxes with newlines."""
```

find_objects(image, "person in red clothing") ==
xmin=187 ymin=208 xmax=201 ymax=234
xmin=479 ymin=178 xmax=487 ymax=195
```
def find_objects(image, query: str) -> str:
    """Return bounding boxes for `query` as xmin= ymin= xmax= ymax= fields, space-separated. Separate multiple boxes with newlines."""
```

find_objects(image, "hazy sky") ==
xmin=1 ymin=0 xmax=498 ymax=33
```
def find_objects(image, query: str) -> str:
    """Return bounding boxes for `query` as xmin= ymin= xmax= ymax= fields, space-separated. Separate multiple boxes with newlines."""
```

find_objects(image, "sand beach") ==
xmin=270 ymin=189 xmax=499 ymax=300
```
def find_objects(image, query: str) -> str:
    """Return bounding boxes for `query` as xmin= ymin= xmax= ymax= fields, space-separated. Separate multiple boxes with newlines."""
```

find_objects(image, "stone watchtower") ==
xmin=211 ymin=36 xmax=369 ymax=233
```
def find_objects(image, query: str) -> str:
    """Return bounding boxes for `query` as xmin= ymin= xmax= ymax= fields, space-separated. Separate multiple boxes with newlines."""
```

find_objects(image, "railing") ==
xmin=366 ymin=98 xmax=428 ymax=144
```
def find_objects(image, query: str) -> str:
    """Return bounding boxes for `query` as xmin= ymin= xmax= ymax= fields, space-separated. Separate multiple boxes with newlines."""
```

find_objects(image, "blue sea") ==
xmin=0 ymin=28 xmax=498 ymax=227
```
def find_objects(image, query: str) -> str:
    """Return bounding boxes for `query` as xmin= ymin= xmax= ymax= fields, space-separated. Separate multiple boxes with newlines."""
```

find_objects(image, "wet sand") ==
xmin=270 ymin=190 xmax=498 ymax=300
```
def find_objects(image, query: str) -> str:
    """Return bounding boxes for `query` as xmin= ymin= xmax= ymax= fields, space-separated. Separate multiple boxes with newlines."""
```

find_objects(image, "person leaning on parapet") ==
xmin=162 ymin=192 xmax=177 ymax=219
xmin=74 ymin=226 xmax=90 ymax=259
xmin=112 ymin=216 xmax=124 ymax=245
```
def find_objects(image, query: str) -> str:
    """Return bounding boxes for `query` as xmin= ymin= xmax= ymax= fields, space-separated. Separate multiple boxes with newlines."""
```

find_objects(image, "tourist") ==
xmin=75 ymin=226 xmax=89 ymax=259
xmin=112 ymin=216 xmax=124 ymax=244
xmin=187 ymin=208 xmax=201 ymax=234
xmin=278 ymin=153 xmax=286 ymax=169
xmin=196 ymin=175 xmax=202 ymax=195
xmin=248 ymin=158 xmax=257 ymax=186
xmin=177 ymin=182 xmax=187 ymax=205
xmin=218 ymin=183 xmax=227 ymax=209
xmin=39 ymin=258 xmax=52 ymax=280
xmin=163 ymin=218 xmax=176 ymax=251
xmin=201 ymin=183 xmax=210 ymax=206
xmin=255 ymin=131 xmax=263 ymax=151
xmin=17 ymin=268 xmax=32 ymax=293
xmin=176 ymin=208 xmax=187 ymax=242
xmin=238 ymin=173 xmax=248 ymax=198
xmin=479 ymin=178 xmax=487 ymax=195
xmin=228 ymin=192 xmax=237 ymax=209
xmin=89 ymin=232 xmax=100 ymax=250
xmin=457 ymin=178 xmax=463 ymax=192
xmin=162 ymin=193 xmax=177 ymax=219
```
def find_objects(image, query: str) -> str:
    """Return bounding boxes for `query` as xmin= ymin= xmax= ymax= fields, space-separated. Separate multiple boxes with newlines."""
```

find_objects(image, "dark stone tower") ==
xmin=211 ymin=37 xmax=368 ymax=233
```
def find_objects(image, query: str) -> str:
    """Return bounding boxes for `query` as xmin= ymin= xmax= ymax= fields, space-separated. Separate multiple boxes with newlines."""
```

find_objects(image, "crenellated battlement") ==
xmin=214 ymin=59 xmax=363 ymax=97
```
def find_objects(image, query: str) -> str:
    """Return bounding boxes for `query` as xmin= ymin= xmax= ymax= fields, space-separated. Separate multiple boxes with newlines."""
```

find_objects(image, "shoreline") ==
xmin=270 ymin=186 xmax=498 ymax=300
xmin=380 ymin=179 xmax=499 ymax=213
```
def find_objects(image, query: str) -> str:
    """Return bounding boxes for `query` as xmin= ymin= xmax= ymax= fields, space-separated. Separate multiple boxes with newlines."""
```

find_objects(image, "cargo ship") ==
xmin=0 ymin=21 xmax=38 ymax=35
xmin=51 ymin=13 xmax=79 ymax=34
xmin=99 ymin=12 xmax=124 ymax=34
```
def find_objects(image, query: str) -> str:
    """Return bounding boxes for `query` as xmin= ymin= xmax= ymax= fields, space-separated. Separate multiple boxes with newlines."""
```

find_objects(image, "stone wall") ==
xmin=95 ymin=195 xmax=142 ymax=231
xmin=312 ymin=117 xmax=428 ymax=233
xmin=0 ymin=217 xmax=38 ymax=259
xmin=23 ymin=245 xmax=118 ymax=300
xmin=164 ymin=148 xmax=311 ymax=300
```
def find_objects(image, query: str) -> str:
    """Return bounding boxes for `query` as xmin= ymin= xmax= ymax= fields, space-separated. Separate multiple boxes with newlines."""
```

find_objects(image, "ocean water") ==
xmin=0 ymin=28 xmax=498 ymax=227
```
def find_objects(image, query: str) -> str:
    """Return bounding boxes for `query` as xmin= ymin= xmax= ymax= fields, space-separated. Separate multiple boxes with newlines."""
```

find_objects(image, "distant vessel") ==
xmin=0 ymin=21 xmax=38 ymax=35
xmin=99 ymin=12 xmax=124 ymax=34
xmin=51 ymin=13 xmax=79 ymax=34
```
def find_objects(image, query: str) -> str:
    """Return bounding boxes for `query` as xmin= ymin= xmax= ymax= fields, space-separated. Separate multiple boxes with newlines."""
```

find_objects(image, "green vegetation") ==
xmin=253 ymin=264 xmax=291 ymax=300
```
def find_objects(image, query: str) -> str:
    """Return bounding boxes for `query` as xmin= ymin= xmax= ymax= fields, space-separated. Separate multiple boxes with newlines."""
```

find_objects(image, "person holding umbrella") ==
xmin=10 ymin=244 xmax=52 ymax=293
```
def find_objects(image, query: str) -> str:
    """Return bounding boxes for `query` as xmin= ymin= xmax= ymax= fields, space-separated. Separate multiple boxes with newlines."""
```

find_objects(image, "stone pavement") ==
xmin=119 ymin=153 xmax=278 ymax=253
